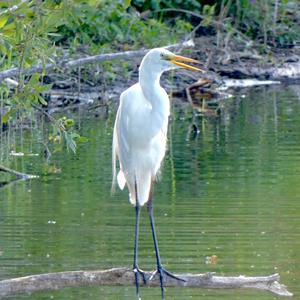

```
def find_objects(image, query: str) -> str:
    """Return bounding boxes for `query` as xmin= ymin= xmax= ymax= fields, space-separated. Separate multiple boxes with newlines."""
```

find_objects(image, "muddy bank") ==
xmin=195 ymin=36 xmax=300 ymax=81
xmin=40 ymin=36 xmax=300 ymax=114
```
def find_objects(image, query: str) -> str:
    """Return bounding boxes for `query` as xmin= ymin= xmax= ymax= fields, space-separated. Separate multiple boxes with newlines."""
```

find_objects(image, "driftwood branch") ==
xmin=0 ymin=164 xmax=38 ymax=180
xmin=219 ymin=62 xmax=300 ymax=80
xmin=0 ymin=40 xmax=195 ymax=83
xmin=0 ymin=268 xmax=292 ymax=298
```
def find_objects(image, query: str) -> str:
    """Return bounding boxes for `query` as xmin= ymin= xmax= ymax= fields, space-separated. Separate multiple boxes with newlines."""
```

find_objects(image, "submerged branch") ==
xmin=0 ymin=268 xmax=292 ymax=298
xmin=0 ymin=177 xmax=27 ymax=189
xmin=0 ymin=164 xmax=38 ymax=180
xmin=0 ymin=40 xmax=195 ymax=83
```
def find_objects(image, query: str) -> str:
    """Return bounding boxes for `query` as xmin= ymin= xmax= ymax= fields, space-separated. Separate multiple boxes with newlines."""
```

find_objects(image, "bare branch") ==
xmin=0 ymin=268 xmax=293 ymax=298
xmin=0 ymin=40 xmax=195 ymax=83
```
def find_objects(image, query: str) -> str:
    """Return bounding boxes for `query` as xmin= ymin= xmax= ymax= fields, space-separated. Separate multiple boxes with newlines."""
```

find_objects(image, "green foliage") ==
xmin=48 ymin=116 xmax=83 ymax=153
xmin=0 ymin=1 xmax=58 ymax=70
xmin=201 ymin=3 xmax=216 ymax=26
xmin=0 ymin=0 xmax=90 ymax=153
xmin=214 ymin=0 xmax=300 ymax=47
xmin=132 ymin=0 xmax=201 ymax=12
xmin=50 ymin=0 xmax=192 ymax=51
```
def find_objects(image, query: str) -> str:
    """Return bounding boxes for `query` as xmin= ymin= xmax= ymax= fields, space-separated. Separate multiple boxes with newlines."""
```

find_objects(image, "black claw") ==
xmin=161 ymin=267 xmax=185 ymax=282
xmin=151 ymin=266 xmax=185 ymax=283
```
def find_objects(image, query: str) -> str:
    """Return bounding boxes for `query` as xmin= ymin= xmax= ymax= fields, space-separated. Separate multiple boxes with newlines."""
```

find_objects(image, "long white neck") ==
xmin=139 ymin=66 xmax=170 ymax=137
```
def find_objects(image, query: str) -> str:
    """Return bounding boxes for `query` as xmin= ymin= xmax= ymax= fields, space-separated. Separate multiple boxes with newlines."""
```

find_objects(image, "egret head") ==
xmin=140 ymin=48 xmax=204 ymax=74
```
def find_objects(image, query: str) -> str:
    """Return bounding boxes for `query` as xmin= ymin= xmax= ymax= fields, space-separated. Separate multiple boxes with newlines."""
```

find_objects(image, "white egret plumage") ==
xmin=112 ymin=47 xmax=203 ymax=299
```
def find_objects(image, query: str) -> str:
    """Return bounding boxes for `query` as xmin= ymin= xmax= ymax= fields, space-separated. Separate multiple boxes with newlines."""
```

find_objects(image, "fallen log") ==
xmin=0 ymin=268 xmax=293 ymax=298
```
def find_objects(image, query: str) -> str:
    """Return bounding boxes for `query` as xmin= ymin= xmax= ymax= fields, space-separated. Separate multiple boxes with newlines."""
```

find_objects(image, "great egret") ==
xmin=112 ymin=48 xmax=203 ymax=299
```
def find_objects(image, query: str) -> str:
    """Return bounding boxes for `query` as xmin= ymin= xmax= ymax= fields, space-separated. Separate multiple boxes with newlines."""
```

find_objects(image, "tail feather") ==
xmin=117 ymin=171 xmax=126 ymax=190
xmin=127 ymin=170 xmax=152 ymax=206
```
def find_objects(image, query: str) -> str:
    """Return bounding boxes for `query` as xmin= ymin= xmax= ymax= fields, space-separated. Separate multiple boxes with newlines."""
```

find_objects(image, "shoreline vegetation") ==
xmin=1 ymin=1 xmax=299 ymax=125
xmin=1 ymin=0 xmax=299 ymax=185
xmin=0 ymin=0 xmax=300 ymax=160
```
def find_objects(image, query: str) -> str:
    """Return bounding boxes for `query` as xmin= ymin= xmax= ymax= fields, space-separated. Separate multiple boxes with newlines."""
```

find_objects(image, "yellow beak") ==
xmin=170 ymin=54 xmax=205 ymax=72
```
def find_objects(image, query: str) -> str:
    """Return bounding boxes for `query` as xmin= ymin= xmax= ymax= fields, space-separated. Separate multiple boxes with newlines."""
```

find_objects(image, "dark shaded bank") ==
xmin=38 ymin=36 xmax=300 ymax=113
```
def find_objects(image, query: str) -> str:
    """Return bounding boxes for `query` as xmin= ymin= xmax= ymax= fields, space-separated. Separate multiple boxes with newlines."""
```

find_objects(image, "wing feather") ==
xmin=112 ymin=82 xmax=168 ymax=206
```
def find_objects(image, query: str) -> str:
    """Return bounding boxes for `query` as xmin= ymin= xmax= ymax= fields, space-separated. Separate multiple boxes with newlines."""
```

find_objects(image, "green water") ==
xmin=0 ymin=85 xmax=300 ymax=299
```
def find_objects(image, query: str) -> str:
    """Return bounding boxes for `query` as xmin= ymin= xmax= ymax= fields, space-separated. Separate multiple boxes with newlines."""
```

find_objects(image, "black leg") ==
xmin=147 ymin=200 xmax=165 ymax=299
xmin=133 ymin=204 xmax=146 ymax=299
xmin=147 ymin=200 xmax=185 ymax=300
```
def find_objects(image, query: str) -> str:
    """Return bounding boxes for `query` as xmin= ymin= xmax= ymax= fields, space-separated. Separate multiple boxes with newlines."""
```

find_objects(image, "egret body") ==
xmin=112 ymin=48 xmax=202 ymax=299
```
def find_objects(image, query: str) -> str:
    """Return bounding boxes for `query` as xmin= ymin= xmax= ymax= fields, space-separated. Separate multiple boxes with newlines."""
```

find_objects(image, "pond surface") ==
xmin=0 ymin=85 xmax=300 ymax=299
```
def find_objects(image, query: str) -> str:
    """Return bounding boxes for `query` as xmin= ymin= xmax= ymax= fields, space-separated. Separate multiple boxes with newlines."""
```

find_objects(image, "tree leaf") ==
xmin=1 ymin=108 xmax=12 ymax=124
xmin=37 ymin=95 xmax=48 ymax=106
xmin=0 ymin=16 xmax=8 ymax=29
xmin=64 ymin=131 xmax=77 ymax=153
xmin=124 ymin=0 xmax=131 ymax=9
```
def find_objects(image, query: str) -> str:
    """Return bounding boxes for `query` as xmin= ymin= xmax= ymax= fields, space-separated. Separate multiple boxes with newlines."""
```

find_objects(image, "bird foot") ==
xmin=133 ymin=266 xmax=148 ymax=284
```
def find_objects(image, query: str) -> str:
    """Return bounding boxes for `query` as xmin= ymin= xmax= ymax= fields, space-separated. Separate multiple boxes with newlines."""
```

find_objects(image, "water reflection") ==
xmin=0 ymin=85 xmax=300 ymax=299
